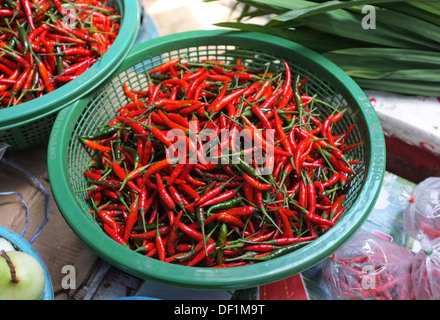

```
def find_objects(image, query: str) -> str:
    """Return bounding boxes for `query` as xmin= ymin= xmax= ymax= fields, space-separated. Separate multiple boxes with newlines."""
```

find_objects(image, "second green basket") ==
xmin=0 ymin=0 xmax=140 ymax=151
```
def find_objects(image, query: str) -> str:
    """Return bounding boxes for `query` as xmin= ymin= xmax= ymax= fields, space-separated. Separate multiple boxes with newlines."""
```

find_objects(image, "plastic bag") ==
xmin=403 ymin=177 xmax=440 ymax=243
xmin=411 ymin=237 xmax=440 ymax=300
xmin=322 ymin=229 xmax=414 ymax=300
xmin=0 ymin=142 xmax=9 ymax=161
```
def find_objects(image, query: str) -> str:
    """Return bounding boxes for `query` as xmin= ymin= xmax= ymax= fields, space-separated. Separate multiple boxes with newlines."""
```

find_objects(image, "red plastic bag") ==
xmin=403 ymin=177 xmax=440 ymax=242
xmin=322 ymin=230 xmax=414 ymax=300
xmin=411 ymin=237 xmax=440 ymax=300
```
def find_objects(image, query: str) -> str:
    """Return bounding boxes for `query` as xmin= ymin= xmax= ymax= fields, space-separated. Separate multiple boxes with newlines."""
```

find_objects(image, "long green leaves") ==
xmin=274 ymin=0 xmax=405 ymax=21
xmin=209 ymin=0 xmax=440 ymax=96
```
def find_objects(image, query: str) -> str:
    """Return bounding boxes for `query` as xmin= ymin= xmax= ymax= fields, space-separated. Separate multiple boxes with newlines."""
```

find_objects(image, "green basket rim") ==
xmin=0 ymin=0 xmax=140 ymax=131
xmin=48 ymin=30 xmax=386 ymax=290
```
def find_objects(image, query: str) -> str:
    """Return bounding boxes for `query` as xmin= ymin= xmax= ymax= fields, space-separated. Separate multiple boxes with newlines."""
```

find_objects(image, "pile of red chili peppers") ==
xmin=0 ymin=0 xmax=120 ymax=108
xmin=79 ymin=56 xmax=363 ymax=268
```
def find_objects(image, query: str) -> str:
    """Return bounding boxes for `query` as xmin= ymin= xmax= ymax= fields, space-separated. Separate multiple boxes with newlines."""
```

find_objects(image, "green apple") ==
xmin=0 ymin=250 xmax=45 ymax=300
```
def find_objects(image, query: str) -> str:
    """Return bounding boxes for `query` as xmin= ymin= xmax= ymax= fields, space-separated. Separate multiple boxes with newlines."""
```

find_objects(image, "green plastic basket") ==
xmin=47 ymin=30 xmax=386 ymax=290
xmin=0 ymin=0 xmax=140 ymax=151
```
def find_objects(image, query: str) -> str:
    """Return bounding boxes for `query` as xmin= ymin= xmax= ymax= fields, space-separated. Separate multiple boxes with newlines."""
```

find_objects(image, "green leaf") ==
xmin=295 ymin=9 xmax=429 ymax=49
xmin=230 ymin=0 xmax=298 ymax=14
xmin=370 ymin=7 xmax=440 ymax=48
xmin=214 ymin=22 xmax=368 ymax=52
xmin=380 ymin=2 xmax=440 ymax=26
xmin=213 ymin=0 xmax=440 ymax=96
xmin=353 ymin=78 xmax=440 ymax=96
xmin=324 ymin=47 xmax=440 ymax=69
xmin=347 ymin=69 xmax=440 ymax=81
xmin=274 ymin=0 xmax=405 ymax=21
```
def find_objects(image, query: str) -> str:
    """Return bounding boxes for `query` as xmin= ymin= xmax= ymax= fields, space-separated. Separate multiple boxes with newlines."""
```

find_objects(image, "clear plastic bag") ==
xmin=0 ymin=142 xmax=9 ymax=161
xmin=411 ymin=237 xmax=440 ymax=300
xmin=403 ymin=177 xmax=440 ymax=243
xmin=322 ymin=229 xmax=414 ymax=300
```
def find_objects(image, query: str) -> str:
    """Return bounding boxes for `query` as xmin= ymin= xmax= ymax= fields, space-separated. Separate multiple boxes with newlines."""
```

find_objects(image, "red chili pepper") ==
xmin=182 ymin=68 xmax=206 ymax=81
xmin=341 ymin=142 xmax=364 ymax=153
xmin=103 ymin=223 xmax=126 ymax=245
xmin=185 ymin=73 xmax=207 ymax=99
xmin=0 ymin=63 xmax=14 ymax=77
xmin=155 ymin=228 xmax=166 ymax=262
xmin=20 ymin=0 xmax=36 ymax=30
xmin=243 ymin=125 xmax=293 ymax=157
xmin=167 ymin=210 xmax=183 ymax=256
xmin=278 ymin=209 xmax=293 ymax=238
xmin=56 ymin=20 xmax=95 ymax=43
xmin=282 ymin=61 xmax=292 ymax=97
xmin=0 ymin=79 xmax=16 ymax=86
xmin=250 ymin=79 xmax=271 ymax=102
xmin=155 ymin=173 xmax=175 ymax=210
xmin=167 ymin=163 xmax=184 ymax=185
xmin=111 ymin=162 xmax=142 ymax=193
xmin=0 ymin=69 xmax=19 ymax=92
xmin=10 ymin=64 xmax=32 ymax=98
xmin=223 ymin=206 xmax=256 ymax=217
xmin=96 ymin=210 xmax=119 ymax=232
xmin=322 ymin=172 xmax=340 ymax=188
xmin=37 ymin=61 xmax=55 ymax=93
xmin=210 ymin=262 xmax=249 ymax=268
xmin=157 ymin=110 xmax=188 ymax=132
xmin=177 ymin=183 xmax=200 ymax=201
xmin=79 ymin=137 xmax=111 ymax=152
xmin=306 ymin=181 xmax=317 ymax=215
xmin=187 ymin=241 xmax=216 ymax=267
xmin=149 ymin=57 xmax=179 ymax=74
xmin=243 ymin=243 xmax=275 ymax=252
xmin=331 ymin=205 xmax=346 ymax=224
xmin=305 ymin=210 xmax=334 ymax=227
xmin=116 ymin=116 xmax=148 ymax=135
xmin=161 ymin=78 xmax=189 ymax=92
xmin=217 ymin=212 xmax=245 ymax=228
xmin=259 ymin=87 xmax=283 ymax=111
xmin=242 ymin=173 xmax=272 ymax=191
xmin=298 ymin=180 xmax=307 ymax=208
xmin=168 ymin=185 xmax=192 ymax=212
xmin=129 ymin=226 xmax=170 ymax=241
xmin=122 ymin=199 xmax=139 ymax=242
xmin=63 ymin=47 xmax=93 ymax=56
xmin=200 ymin=189 xmax=237 ymax=208
xmin=252 ymin=104 xmax=272 ymax=130
xmin=329 ymin=194 xmax=346 ymax=220
xmin=176 ymin=223 xmax=204 ymax=246
xmin=40 ymin=36 xmax=57 ymax=73
xmin=210 ymin=87 xmax=246 ymax=114
xmin=273 ymin=106 xmax=294 ymax=156
xmin=142 ymin=158 xmax=171 ymax=183
xmin=185 ymin=176 xmax=236 ymax=209
xmin=294 ymin=137 xmax=312 ymax=177
xmin=206 ymin=73 xmax=232 ymax=82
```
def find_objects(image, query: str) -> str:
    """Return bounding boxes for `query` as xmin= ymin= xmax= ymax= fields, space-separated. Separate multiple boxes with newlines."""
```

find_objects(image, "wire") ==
xmin=0 ymin=143 xmax=49 ymax=244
